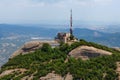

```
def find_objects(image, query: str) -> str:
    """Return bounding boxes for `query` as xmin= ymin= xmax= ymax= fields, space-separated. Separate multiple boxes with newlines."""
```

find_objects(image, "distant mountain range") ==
xmin=0 ymin=24 xmax=60 ymax=37
xmin=0 ymin=24 xmax=120 ymax=47
xmin=73 ymin=28 xmax=120 ymax=47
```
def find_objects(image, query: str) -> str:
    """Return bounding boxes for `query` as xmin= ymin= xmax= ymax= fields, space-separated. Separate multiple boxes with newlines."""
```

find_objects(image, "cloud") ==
xmin=0 ymin=0 xmax=118 ymax=24
xmin=32 ymin=0 xmax=112 ymax=4
xmin=32 ymin=0 xmax=62 ymax=3
xmin=30 ymin=0 xmax=113 ymax=8
xmin=0 ymin=0 xmax=113 ymax=8
xmin=0 ymin=0 xmax=45 ymax=9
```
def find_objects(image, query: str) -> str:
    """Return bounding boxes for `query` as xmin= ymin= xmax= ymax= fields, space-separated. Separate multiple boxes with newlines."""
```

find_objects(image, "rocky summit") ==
xmin=0 ymin=40 xmax=120 ymax=80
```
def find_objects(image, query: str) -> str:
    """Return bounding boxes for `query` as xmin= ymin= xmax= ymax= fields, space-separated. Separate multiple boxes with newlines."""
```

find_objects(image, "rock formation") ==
xmin=10 ymin=41 xmax=58 ymax=58
xmin=10 ymin=41 xmax=42 ymax=58
xmin=40 ymin=72 xmax=73 ymax=80
xmin=69 ymin=46 xmax=112 ymax=60
xmin=113 ymin=47 xmax=120 ymax=52
xmin=0 ymin=68 xmax=27 ymax=78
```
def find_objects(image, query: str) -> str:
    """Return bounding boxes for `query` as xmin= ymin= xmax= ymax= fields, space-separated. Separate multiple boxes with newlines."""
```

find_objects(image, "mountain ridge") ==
xmin=1 ymin=24 xmax=120 ymax=47
xmin=0 ymin=40 xmax=120 ymax=80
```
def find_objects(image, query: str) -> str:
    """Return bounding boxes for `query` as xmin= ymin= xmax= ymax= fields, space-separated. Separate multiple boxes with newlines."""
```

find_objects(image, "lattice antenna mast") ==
xmin=70 ymin=9 xmax=73 ymax=35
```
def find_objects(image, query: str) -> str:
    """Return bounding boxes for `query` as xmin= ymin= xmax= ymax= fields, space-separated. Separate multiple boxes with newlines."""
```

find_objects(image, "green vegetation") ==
xmin=70 ymin=34 xmax=78 ymax=41
xmin=70 ymin=34 xmax=74 ymax=40
xmin=0 ymin=40 xmax=120 ymax=80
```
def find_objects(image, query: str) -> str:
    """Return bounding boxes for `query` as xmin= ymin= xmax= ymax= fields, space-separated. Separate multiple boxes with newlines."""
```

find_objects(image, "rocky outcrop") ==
xmin=10 ymin=41 xmax=58 ymax=59
xmin=10 ymin=41 xmax=43 ymax=58
xmin=113 ymin=47 xmax=120 ymax=52
xmin=40 ymin=72 xmax=73 ymax=80
xmin=0 ymin=70 xmax=73 ymax=80
xmin=0 ymin=68 xmax=27 ymax=78
xmin=69 ymin=46 xmax=112 ymax=60
xmin=116 ymin=62 xmax=120 ymax=80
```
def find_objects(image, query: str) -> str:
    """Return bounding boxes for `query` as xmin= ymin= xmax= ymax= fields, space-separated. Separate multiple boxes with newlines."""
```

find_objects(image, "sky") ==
xmin=0 ymin=0 xmax=120 ymax=25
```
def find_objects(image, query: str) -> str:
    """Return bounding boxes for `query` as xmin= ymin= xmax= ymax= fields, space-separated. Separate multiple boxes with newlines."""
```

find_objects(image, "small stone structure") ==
xmin=55 ymin=10 xmax=77 ymax=43
xmin=55 ymin=32 xmax=71 ymax=43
